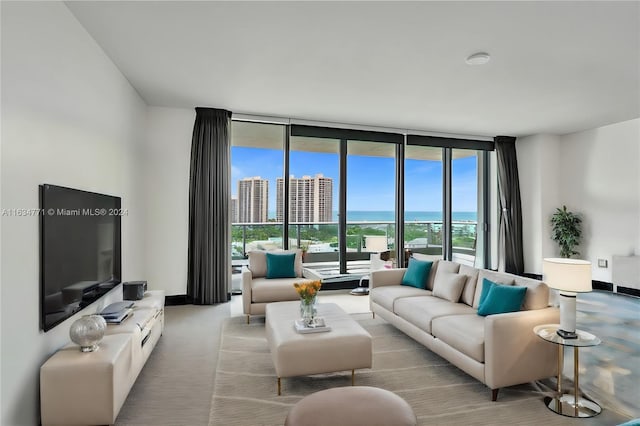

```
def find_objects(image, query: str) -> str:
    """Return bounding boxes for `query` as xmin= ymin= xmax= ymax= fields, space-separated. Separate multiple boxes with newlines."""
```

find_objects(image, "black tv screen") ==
xmin=40 ymin=184 xmax=122 ymax=331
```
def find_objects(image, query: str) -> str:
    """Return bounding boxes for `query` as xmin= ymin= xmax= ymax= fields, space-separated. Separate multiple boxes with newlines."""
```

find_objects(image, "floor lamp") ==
xmin=543 ymin=258 xmax=592 ymax=339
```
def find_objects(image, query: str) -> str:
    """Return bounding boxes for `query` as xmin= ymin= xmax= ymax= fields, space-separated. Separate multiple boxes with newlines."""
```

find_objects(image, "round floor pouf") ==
xmin=284 ymin=386 xmax=417 ymax=426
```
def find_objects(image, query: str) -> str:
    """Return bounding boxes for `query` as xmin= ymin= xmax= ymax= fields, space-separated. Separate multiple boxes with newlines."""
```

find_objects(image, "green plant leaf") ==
xmin=550 ymin=205 xmax=582 ymax=258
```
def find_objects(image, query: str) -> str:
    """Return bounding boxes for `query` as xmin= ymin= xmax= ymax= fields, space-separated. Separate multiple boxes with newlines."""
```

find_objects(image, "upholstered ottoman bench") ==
xmin=285 ymin=386 xmax=417 ymax=426
xmin=265 ymin=301 xmax=372 ymax=395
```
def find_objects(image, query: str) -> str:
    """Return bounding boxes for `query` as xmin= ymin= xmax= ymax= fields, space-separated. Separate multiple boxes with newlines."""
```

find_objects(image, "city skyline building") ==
xmin=237 ymin=177 xmax=268 ymax=223
xmin=231 ymin=197 xmax=239 ymax=223
xmin=276 ymin=174 xmax=333 ymax=223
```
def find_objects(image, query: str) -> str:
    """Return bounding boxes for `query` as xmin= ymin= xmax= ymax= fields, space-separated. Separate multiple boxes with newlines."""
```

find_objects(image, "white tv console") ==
xmin=40 ymin=290 xmax=165 ymax=426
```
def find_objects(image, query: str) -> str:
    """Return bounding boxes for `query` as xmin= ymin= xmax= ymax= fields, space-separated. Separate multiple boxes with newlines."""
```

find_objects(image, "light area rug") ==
xmin=209 ymin=314 xmax=628 ymax=426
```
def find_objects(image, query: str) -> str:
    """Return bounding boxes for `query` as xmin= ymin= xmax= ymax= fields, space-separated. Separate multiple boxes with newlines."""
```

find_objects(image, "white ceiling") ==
xmin=66 ymin=1 xmax=639 ymax=137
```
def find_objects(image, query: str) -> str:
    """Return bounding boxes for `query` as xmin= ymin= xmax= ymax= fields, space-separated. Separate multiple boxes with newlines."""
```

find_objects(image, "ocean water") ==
xmin=268 ymin=211 xmax=477 ymax=222
xmin=345 ymin=211 xmax=477 ymax=222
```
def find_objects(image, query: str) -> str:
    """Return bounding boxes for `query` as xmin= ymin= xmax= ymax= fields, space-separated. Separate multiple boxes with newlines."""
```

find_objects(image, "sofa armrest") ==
xmin=241 ymin=268 xmax=253 ymax=315
xmin=370 ymin=269 xmax=406 ymax=289
xmin=484 ymin=307 xmax=560 ymax=389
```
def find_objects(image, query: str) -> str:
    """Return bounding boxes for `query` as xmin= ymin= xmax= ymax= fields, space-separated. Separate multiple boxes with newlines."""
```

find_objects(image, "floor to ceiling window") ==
xmin=404 ymin=145 xmax=444 ymax=261
xmin=231 ymin=119 xmax=492 ymax=276
xmin=287 ymin=135 xmax=340 ymax=272
xmin=451 ymin=149 xmax=480 ymax=266
xmin=230 ymin=121 xmax=285 ymax=259
xmin=346 ymin=140 xmax=396 ymax=273
xmin=405 ymin=135 xmax=491 ymax=268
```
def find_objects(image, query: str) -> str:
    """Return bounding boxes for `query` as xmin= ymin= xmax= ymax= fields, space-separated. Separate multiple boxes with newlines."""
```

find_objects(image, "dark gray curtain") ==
xmin=495 ymin=136 xmax=524 ymax=275
xmin=187 ymin=107 xmax=232 ymax=304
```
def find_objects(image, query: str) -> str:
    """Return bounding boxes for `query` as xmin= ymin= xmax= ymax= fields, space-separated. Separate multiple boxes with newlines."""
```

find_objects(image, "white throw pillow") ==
xmin=428 ymin=259 xmax=460 ymax=290
xmin=458 ymin=264 xmax=480 ymax=306
xmin=432 ymin=273 xmax=467 ymax=303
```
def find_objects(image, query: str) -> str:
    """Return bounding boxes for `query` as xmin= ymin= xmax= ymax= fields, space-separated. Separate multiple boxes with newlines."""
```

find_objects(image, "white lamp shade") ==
xmin=543 ymin=258 xmax=592 ymax=293
xmin=364 ymin=236 xmax=388 ymax=252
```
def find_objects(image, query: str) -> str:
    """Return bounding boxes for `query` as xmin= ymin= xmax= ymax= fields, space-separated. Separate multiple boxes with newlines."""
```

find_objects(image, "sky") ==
xmin=231 ymin=146 xmax=478 ymax=214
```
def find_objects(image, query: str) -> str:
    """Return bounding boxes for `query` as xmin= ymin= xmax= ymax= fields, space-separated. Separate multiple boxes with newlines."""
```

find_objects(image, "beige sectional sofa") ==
xmin=369 ymin=258 xmax=559 ymax=400
xmin=242 ymin=249 xmax=305 ymax=323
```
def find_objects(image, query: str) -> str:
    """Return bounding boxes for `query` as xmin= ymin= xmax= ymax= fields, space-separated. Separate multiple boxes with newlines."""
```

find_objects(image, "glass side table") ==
xmin=534 ymin=324 xmax=602 ymax=418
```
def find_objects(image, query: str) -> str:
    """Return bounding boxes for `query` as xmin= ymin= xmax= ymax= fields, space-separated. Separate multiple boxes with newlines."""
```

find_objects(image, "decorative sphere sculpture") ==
xmin=69 ymin=314 xmax=107 ymax=352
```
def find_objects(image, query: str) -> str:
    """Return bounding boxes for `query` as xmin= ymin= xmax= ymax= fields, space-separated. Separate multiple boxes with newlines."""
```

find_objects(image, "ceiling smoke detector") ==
xmin=465 ymin=52 xmax=491 ymax=65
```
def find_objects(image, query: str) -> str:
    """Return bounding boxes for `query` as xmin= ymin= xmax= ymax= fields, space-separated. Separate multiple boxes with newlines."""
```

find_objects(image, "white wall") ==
xmin=518 ymin=119 xmax=640 ymax=281
xmin=517 ymin=134 xmax=561 ymax=273
xmin=1 ymin=3 xmax=147 ymax=425
xmin=559 ymin=118 xmax=640 ymax=282
xmin=142 ymin=107 xmax=195 ymax=296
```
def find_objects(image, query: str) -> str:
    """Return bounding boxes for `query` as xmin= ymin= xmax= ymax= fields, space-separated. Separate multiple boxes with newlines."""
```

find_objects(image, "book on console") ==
xmin=102 ymin=308 xmax=133 ymax=324
xmin=101 ymin=301 xmax=134 ymax=316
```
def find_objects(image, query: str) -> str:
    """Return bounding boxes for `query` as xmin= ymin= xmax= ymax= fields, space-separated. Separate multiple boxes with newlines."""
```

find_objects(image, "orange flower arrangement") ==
xmin=293 ymin=280 xmax=322 ymax=304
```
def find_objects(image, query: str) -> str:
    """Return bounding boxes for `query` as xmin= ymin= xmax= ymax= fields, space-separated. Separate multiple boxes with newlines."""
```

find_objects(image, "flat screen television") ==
xmin=40 ymin=184 xmax=122 ymax=331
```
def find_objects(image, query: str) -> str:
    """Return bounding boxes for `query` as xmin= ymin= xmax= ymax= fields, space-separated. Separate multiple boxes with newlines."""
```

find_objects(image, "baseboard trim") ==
xmin=592 ymin=280 xmax=613 ymax=292
xmin=165 ymin=295 xmax=192 ymax=306
xmin=617 ymin=286 xmax=640 ymax=298
xmin=165 ymin=293 xmax=233 ymax=305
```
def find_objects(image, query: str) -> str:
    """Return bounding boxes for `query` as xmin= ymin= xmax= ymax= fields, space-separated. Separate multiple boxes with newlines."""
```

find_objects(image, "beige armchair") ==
xmin=242 ymin=249 xmax=304 ymax=323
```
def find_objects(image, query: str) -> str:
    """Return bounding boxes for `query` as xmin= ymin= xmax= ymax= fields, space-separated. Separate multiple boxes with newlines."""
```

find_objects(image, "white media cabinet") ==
xmin=40 ymin=290 xmax=165 ymax=426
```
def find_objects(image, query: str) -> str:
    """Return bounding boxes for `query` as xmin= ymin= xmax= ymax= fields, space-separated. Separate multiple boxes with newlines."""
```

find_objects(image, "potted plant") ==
xmin=551 ymin=206 xmax=582 ymax=258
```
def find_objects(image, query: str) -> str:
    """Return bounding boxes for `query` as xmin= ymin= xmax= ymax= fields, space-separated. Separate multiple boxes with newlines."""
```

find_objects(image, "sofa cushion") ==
xmin=394 ymin=296 xmax=476 ymax=334
xmin=513 ymin=275 xmax=550 ymax=310
xmin=249 ymin=250 xmax=303 ymax=278
xmin=458 ymin=265 xmax=479 ymax=306
xmin=370 ymin=286 xmax=431 ymax=312
xmin=401 ymin=258 xmax=433 ymax=289
xmin=265 ymin=252 xmax=296 ymax=279
xmin=412 ymin=255 xmax=439 ymax=290
xmin=251 ymin=277 xmax=300 ymax=303
xmin=477 ymin=284 xmax=527 ymax=316
xmin=477 ymin=278 xmax=500 ymax=307
xmin=431 ymin=260 xmax=460 ymax=290
xmin=472 ymin=270 xmax=515 ymax=308
xmin=432 ymin=314 xmax=486 ymax=363
xmin=432 ymin=273 xmax=467 ymax=303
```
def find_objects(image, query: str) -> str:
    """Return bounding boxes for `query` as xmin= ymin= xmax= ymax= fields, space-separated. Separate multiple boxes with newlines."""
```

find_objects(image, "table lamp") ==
xmin=543 ymin=258 xmax=592 ymax=339
xmin=351 ymin=236 xmax=389 ymax=295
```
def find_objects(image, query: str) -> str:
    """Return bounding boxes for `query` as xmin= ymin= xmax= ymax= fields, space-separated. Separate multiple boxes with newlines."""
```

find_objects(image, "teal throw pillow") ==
xmin=477 ymin=284 xmax=527 ymax=316
xmin=617 ymin=419 xmax=640 ymax=426
xmin=478 ymin=278 xmax=498 ymax=306
xmin=265 ymin=252 xmax=296 ymax=279
xmin=401 ymin=258 xmax=433 ymax=289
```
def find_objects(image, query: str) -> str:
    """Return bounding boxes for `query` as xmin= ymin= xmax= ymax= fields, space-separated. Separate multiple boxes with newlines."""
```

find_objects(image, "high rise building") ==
xmin=230 ymin=197 xmax=239 ymax=223
xmin=276 ymin=174 xmax=333 ymax=222
xmin=238 ymin=177 xmax=268 ymax=223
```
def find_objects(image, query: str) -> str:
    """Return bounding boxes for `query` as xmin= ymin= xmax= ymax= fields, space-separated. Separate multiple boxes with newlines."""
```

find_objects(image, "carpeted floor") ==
xmin=115 ymin=303 xmax=231 ymax=426
xmin=114 ymin=290 xmax=637 ymax=425
xmin=209 ymin=313 xmax=630 ymax=426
